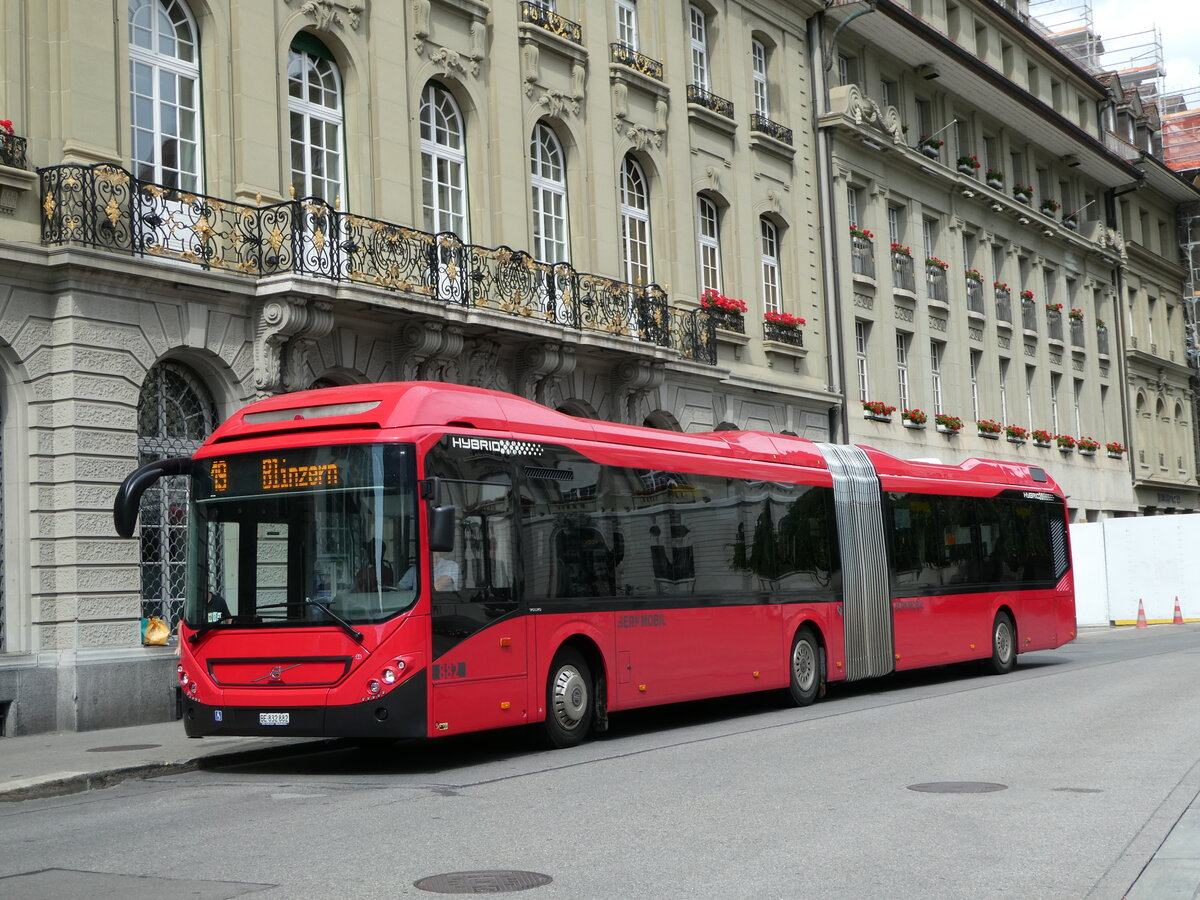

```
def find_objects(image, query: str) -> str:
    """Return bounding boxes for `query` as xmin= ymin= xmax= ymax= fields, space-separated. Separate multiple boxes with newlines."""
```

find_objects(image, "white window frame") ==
xmin=1026 ymin=366 xmax=1036 ymax=431
xmin=530 ymin=122 xmax=569 ymax=263
xmin=696 ymin=195 xmax=721 ymax=296
xmin=1051 ymin=373 xmax=1061 ymax=434
xmin=751 ymin=40 xmax=769 ymax=118
xmin=856 ymin=321 xmax=870 ymax=403
xmin=998 ymin=358 xmax=1009 ymax=424
xmin=896 ymin=332 xmax=910 ymax=412
xmin=760 ymin=218 xmax=781 ymax=314
xmin=288 ymin=47 xmax=346 ymax=203
xmin=128 ymin=0 xmax=202 ymax=190
xmin=620 ymin=156 xmax=652 ymax=286
xmin=420 ymin=82 xmax=468 ymax=238
xmin=970 ymin=350 xmax=981 ymax=422
xmin=1073 ymin=378 xmax=1083 ymax=436
xmin=616 ymin=0 xmax=639 ymax=50
xmin=848 ymin=186 xmax=861 ymax=228
xmin=930 ymin=340 xmax=944 ymax=414
xmin=689 ymin=5 xmax=710 ymax=90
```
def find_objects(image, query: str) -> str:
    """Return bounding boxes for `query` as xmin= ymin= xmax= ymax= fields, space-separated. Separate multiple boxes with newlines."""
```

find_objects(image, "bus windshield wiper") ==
xmin=256 ymin=600 xmax=364 ymax=643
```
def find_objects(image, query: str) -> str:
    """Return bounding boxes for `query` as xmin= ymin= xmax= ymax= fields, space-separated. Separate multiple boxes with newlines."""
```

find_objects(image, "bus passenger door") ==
xmin=428 ymin=477 xmax=529 ymax=735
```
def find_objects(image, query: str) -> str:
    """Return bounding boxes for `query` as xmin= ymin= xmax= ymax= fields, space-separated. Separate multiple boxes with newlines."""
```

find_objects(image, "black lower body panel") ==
xmin=183 ymin=671 xmax=427 ymax=739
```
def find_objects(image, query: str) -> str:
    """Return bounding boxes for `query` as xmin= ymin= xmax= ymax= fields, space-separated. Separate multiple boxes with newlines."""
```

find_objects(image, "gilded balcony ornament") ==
xmin=105 ymin=197 xmax=122 ymax=225
xmin=268 ymin=225 xmax=285 ymax=252
xmin=42 ymin=191 xmax=55 ymax=220
xmin=192 ymin=215 xmax=215 ymax=244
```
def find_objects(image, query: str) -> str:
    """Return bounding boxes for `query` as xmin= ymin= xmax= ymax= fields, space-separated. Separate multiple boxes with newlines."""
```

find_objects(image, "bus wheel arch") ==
xmin=988 ymin=607 xmax=1017 ymax=675
xmin=788 ymin=623 xmax=825 ymax=706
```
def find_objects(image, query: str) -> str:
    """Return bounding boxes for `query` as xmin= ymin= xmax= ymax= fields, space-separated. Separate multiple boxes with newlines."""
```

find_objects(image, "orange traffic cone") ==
xmin=1136 ymin=599 xmax=1148 ymax=629
xmin=1174 ymin=597 xmax=1184 ymax=625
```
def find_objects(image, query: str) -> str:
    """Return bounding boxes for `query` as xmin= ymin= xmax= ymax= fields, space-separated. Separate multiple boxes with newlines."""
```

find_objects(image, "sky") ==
xmin=1091 ymin=0 xmax=1200 ymax=91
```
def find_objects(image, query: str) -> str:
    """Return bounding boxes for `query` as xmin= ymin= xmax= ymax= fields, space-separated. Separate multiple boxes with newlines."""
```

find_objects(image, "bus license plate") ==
xmin=259 ymin=713 xmax=290 ymax=726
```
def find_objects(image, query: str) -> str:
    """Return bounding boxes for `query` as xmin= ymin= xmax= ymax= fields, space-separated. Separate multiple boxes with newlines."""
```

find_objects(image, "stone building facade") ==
xmin=0 ymin=0 xmax=1195 ymax=734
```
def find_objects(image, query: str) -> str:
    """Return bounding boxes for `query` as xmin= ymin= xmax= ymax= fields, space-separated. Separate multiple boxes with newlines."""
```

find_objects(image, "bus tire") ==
xmin=988 ymin=611 xmax=1016 ymax=675
xmin=788 ymin=626 xmax=823 ymax=706
xmin=543 ymin=647 xmax=593 ymax=748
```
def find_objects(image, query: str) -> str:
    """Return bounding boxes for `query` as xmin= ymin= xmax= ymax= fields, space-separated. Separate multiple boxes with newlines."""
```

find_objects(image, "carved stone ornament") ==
xmin=464 ymin=338 xmax=511 ymax=392
xmin=617 ymin=121 xmax=664 ymax=151
xmin=255 ymin=298 xmax=335 ymax=394
xmin=826 ymin=84 xmax=905 ymax=145
xmin=536 ymin=88 xmax=582 ymax=117
xmin=429 ymin=46 xmax=481 ymax=78
xmin=395 ymin=319 xmax=464 ymax=383
xmin=288 ymin=0 xmax=365 ymax=32
xmin=609 ymin=359 xmax=664 ymax=424
xmin=517 ymin=342 xmax=576 ymax=405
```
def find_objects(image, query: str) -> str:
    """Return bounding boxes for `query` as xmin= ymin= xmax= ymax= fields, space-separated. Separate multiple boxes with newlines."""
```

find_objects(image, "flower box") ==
xmin=903 ymin=420 xmax=925 ymax=429
xmin=865 ymin=412 xmax=893 ymax=422
xmin=1107 ymin=451 xmax=1124 ymax=459
xmin=936 ymin=425 xmax=959 ymax=434
xmin=986 ymin=178 xmax=1004 ymax=190
xmin=979 ymin=431 xmax=999 ymax=440
xmin=1007 ymin=437 xmax=1026 ymax=445
xmin=1034 ymin=441 xmax=1052 ymax=448
xmin=862 ymin=401 xmax=895 ymax=423
xmin=1079 ymin=449 xmax=1095 ymax=457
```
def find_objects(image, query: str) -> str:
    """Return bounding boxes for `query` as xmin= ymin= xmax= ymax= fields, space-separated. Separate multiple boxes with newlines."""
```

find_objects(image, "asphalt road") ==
xmin=3 ymin=625 xmax=1200 ymax=899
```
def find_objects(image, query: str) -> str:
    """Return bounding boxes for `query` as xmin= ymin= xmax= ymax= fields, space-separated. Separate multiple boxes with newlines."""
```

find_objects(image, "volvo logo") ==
xmin=253 ymin=663 xmax=300 ymax=683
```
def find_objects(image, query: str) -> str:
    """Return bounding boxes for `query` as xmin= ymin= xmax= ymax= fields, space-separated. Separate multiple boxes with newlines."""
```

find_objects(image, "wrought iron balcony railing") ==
xmin=1 ymin=132 xmax=27 ymax=169
xmin=763 ymin=322 xmax=804 ymax=347
xmin=891 ymin=252 xmax=915 ymax=293
xmin=1021 ymin=300 xmax=1038 ymax=332
xmin=749 ymin=115 xmax=793 ymax=146
xmin=926 ymin=266 xmax=948 ymax=303
xmin=519 ymin=2 xmax=582 ymax=44
xmin=1048 ymin=310 xmax=1064 ymax=342
xmin=1070 ymin=319 xmax=1085 ymax=348
xmin=610 ymin=43 xmax=664 ymax=81
xmin=686 ymin=85 xmax=734 ymax=119
xmin=851 ymin=235 xmax=875 ymax=279
xmin=703 ymin=308 xmax=744 ymax=333
xmin=966 ymin=278 xmax=985 ymax=314
xmin=995 ymin=288 xmax=1012 ymax=324
xmin=39 ymin=164 xmax=715 ymax=364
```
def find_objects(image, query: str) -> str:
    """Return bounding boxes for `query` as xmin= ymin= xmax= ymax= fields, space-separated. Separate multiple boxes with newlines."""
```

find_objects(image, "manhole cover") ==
xmin=85 ymin=744 xmax=162 ymax=753
xmin=414 ymin=870 xmax=552 ymax=894
xmin=907 ymin=781 xmax=1008 ymax=793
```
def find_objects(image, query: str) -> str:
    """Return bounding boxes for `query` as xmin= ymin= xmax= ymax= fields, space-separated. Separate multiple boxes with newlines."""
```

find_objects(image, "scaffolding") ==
xmin=1162 ymin=87 xmax=1200 ymax=175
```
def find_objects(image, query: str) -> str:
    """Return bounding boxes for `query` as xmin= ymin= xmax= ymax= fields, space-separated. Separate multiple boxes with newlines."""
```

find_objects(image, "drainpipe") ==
xmin=810 ymin=10 xmax=848 ymax=444
xmin=1104 ymin=186 xmax=1138 ymax=502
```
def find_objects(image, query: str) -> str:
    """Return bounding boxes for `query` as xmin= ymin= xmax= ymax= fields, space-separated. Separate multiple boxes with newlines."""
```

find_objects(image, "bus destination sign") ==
xmin=201 ymin=449 xmax=356 ymax=499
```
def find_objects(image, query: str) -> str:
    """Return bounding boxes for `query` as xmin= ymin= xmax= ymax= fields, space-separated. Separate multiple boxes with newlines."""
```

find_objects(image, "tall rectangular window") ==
xmin=998 ymin=358 xmax=1009 ymax=424
xmin=881 ymin=78 xmax=897 ymax=109
xmin=752 ymin=40 xmax=769 ymax=117
xmin=696 ymin=196 xmax=721 ymax=296
xmin=615 ymin=0 xmax=639 ymax=50
xmin=896 ymin=331 xmax=911 ymax=412
xmin=970 ymin=350 xmax=982 ymax=422
xmin=856 ymin=321 xmax=870 ymax=403
xmin=1026 ymin=366 xmax=1036 ymax=430
xmin=916 ymin=98 xmax=933 ymax=138
xmin=848 ymin=186 xmax=862 ymax=227
xmin=689 ymin=5 xmax=709 ymax=89
xmin=760 ymin=218 xmax=782 ymax=314
xmin=1073 ymin=378 xmax=1083 ymax=436
xmin=888 ymin=204 xmax=901 ymax=246
xmin=922 ymin=218 xmax=936 ymax=261
xmin=1050 ymin=373 xmax=1061 ymax=434
xmin=930 ymin=340 xmax=944 ymax=414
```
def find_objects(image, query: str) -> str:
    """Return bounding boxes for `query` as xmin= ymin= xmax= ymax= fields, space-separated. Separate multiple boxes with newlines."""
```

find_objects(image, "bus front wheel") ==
xmin=788 ymin=626 xmax=823 ymax=706
xmin=988 ymin=611 xmax=1016 ymax=675
xmin=543 ymin=647 xmax=593 ymax=748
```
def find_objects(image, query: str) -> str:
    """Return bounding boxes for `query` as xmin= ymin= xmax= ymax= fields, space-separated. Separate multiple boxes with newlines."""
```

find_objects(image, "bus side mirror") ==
xmin=428 ymin=505 xmax=456 ymax=552
xmin=113 ymin=457 xmax=195 ymax=538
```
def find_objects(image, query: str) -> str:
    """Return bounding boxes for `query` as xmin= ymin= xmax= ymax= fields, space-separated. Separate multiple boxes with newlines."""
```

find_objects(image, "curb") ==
xmin=0 ymin=737 xmax=341 ymax=803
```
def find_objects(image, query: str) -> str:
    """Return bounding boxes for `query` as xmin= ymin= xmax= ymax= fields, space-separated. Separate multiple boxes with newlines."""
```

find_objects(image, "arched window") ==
xmin=288 ymin=36 xmax=345 ymax=202
xmin=619 ymin=156 xmax=652 ymax=286
xmin=128 ymin=0 xmax=201 ymax=189
xmin=137 ymin=361 xmax=217 ymax=633
xmin=531 ymin=123 xmax=569 ymax=263
xmin=420 ymin=82 xmax=468 ymax=237
xmin=696 ymin=195 xmax=721 ymax=296
xmin=760 ymin=218 xmax=781 ymax=313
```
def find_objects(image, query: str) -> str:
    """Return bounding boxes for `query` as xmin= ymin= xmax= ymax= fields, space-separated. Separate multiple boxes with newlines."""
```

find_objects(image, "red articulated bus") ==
xmin=114 ymin=382 xmax=1076 ymax=747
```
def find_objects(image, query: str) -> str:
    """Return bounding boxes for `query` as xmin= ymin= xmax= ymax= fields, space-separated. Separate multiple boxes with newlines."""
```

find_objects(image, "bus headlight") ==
xmin=381 ymin=668 xmax=397 ymax=685
xmin=367 ymin=679 xmax=381 ymax=694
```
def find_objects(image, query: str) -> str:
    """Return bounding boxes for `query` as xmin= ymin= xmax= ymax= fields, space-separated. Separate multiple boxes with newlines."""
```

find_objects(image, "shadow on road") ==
xmin=200 ymin=653 xmax=1070 ymax=780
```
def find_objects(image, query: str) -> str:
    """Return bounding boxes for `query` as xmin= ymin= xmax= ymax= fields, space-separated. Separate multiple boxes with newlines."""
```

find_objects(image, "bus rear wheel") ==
xmin=788 ymin=626 xmax=823 ymax=706
xmin=543 ymin=647 xmax=593 ymax=748
xmin=988 ymin=612 xmax=1016 ymax=675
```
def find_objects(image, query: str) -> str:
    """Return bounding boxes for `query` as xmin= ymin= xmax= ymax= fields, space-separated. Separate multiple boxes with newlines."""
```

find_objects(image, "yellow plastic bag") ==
xmin=141 ymin=615 xmax=169 ymax=646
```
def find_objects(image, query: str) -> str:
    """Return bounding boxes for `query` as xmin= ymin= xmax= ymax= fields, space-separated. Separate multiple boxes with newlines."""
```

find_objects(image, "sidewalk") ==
xmin=0 ymin=719 xmax=329 ymax=803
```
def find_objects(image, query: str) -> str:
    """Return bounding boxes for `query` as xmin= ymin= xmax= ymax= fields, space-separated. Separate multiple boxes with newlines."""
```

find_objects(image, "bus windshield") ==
xmin=186 ymin=444 xmax=420 ymax=629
